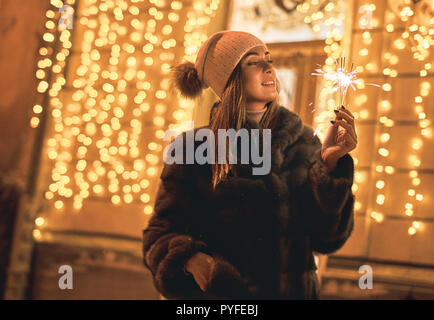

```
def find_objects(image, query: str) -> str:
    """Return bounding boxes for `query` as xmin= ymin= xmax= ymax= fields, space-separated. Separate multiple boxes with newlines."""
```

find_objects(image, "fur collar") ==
xmin=242 ymin=106 xmax=304 ymax=151
xmin=206 ymin=105 xmax=304 ymax=176
xmin=270 ymin=106 xmax=303 ymax=150
xmin=209 ymin=105 xmax=304 ymax=149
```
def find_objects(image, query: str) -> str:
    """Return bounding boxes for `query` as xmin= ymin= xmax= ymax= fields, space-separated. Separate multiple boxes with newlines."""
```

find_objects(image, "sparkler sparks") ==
xmin=311 ymin=53 xmax=381 ymax=137
xmin=309 ymin=102 xmax=316 ymax=113
xmin=312 ymin=53 xmax=380 ymax=107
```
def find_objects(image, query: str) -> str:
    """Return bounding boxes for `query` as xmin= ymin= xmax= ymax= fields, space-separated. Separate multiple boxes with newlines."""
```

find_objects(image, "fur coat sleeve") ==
xmin=141 ymin=132 xmax=211 ymax=299
xmin=142 ymin=133 xmax=251 ymax=299
xmin=287 ymin=125 xmax=355 ymax=254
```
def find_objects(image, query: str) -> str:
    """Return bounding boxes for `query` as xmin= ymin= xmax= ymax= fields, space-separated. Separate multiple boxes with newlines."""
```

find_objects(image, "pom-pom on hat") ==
xmin=170 ymin=30 xmax=268 ymax=99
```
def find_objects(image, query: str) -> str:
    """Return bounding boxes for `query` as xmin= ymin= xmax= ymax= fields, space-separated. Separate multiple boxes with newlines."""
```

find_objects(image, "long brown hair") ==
xmin=209 ymin=63 xmax=282 ymax=190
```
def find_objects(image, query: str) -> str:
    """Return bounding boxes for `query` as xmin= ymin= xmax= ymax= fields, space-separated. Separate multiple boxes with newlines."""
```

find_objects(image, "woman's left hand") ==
xmin=321 ymin=105 xmax=358 ymax=172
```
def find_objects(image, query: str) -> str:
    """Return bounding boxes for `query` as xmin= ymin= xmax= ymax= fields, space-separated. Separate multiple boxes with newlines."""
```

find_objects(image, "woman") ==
xmin=142 ymin=30 xmax=357 ymax=299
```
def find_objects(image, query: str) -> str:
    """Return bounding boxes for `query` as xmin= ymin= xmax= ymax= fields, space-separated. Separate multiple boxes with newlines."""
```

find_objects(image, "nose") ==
xmin=260 ymin=60 xmax=273 ymax=73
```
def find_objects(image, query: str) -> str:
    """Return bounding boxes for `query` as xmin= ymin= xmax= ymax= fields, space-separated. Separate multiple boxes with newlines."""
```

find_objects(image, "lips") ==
xmin=261 ymin=79 xmax=275 ymax=86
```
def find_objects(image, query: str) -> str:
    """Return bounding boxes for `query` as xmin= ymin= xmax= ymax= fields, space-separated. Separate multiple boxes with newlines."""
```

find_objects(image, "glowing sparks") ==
xmin=310 ymin=53 xmax=381 ymax=137
xmin=312 ymin=53 xmax=380 ymax=107
xmin=309 ymin=102 xmax=316 ymax=113
xmin=312 ymin=54 xmax=380 ymax=136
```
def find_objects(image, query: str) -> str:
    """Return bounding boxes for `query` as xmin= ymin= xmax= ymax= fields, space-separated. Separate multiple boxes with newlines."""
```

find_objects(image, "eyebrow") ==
xmin=244 ymin=51 xmax=271 ymax=59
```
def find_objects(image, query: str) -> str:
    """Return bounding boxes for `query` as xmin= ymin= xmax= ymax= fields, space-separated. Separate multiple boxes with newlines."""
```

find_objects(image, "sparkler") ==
xmin=312 ymin=53 xmax=380 ymax=108
xmin=311 ymin=53 xmax=380 ymax=137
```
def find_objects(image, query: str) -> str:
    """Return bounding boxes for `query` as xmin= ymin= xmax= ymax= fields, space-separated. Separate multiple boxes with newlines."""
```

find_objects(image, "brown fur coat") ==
xmin=142 ymin=106 xmax=355 ymax=299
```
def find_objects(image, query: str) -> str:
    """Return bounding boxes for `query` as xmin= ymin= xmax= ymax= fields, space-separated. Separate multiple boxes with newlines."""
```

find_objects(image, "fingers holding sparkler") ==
xmin=313 ymin=54 xmax=369 ymax=165
xmin=338 ymin=105 xmax=355 ymax=121
xmin=331 ymin=119 xmax=357 ymax=142
xmin=330 ymin=104 xmax=358 ymax=154
xmin=334 ymin=107 xmax=354 ymax=125
xmin=332 ymin=126 xmax=357 ymax=155
xmin=333 ymin=107 xmax=357 ymax=138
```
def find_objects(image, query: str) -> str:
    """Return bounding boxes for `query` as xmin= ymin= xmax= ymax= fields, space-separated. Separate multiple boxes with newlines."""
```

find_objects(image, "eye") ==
xmin=247 ymin=60 xmax=273 ymax=66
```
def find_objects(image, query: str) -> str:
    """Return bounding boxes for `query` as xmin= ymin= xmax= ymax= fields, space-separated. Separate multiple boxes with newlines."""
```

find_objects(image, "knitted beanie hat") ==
xmin=170 ymin=30 xmax=268 ymax=99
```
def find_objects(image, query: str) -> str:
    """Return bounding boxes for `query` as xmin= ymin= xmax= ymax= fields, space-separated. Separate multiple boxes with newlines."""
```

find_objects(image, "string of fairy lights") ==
xmin=299 ymin=0 xmax=348 ymax=143
xmin=353 ymin=1 xmax=432 ymax=237
xmin=298 ymin=1 xmax=367 ymax=215
xmin=30 ymin=0 xmax=220 ymax=240
xmin=298 ymin=1 xmax=432 ymax=237
xmin=393 ymin=1 xmax=432 ymax=236
xmin=364 ymin=3 xmax=389 ymax=225
xmin=349 ymin=4 xmax=379 ymax=217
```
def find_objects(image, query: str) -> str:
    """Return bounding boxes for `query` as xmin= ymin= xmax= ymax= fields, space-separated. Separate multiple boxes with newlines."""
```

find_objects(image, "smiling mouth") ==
xmin=261 ymin=81 xmax=275 ymax=87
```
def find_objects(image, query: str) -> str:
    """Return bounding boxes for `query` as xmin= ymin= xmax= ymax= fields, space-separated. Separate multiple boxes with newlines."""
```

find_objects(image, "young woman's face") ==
xmin=241 ymin=46 xmax=277 ymax=105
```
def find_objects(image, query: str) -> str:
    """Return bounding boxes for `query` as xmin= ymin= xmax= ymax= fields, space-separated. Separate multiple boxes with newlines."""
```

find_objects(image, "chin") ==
xmin=266 ymin=93 xmax=278 ymax=101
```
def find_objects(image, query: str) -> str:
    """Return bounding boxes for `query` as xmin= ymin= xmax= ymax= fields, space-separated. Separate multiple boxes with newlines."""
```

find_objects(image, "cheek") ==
xmin=246 ymin=82 xmax=262 ymax=98
xmin=243 ymin=69 xmax=277 ymax=98
xmin=244 ymin=73 xmax=262 ymax=91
